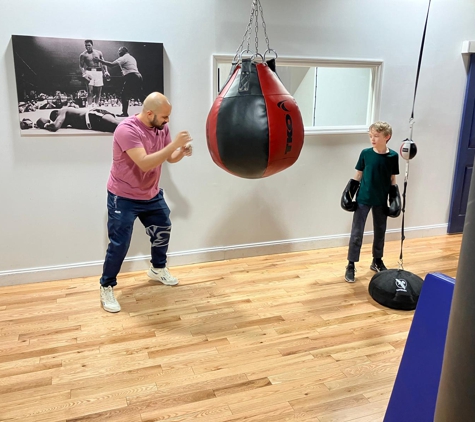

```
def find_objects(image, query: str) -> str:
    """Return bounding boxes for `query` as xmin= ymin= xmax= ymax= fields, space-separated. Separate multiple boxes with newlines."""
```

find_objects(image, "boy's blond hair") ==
xmin=369 ymin=121 xmax=392 ymax=138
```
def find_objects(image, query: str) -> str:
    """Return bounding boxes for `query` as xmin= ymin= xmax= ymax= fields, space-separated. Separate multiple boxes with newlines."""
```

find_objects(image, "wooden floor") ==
xmin=0 ymin=234 xmax=461 ymax=422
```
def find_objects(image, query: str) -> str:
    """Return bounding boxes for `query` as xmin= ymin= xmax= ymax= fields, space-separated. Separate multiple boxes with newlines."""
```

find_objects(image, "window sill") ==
xmin=304 ymin=126 xmax=369 ymax=135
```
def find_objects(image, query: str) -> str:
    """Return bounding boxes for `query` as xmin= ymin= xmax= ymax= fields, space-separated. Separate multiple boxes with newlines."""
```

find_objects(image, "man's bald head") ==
xmin=143 ymin=92 xmax=171 ymax=114
xmin=139 ymin=92 xmax=172 ymax=130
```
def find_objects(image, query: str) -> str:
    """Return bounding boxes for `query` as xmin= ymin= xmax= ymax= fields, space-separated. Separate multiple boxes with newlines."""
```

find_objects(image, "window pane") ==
xmin=314 ymin=67 xmax=371 ymax=127
xmin=277 ymin=66 xmax=372 ymax=127
xmin=277 ymin=66 xmax=316 ymax=127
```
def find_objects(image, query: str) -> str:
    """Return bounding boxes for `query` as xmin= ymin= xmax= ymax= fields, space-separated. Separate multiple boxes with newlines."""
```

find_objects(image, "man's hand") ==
xmin=174 ymin=131 xmax=192 ymax=148
xmin=104 ymin=72 xmax=111 ymax=82
xmin=44 ymin=122 xmax=56 ymax=132
xmin=181 ymin=143 xmax=193 ymax=157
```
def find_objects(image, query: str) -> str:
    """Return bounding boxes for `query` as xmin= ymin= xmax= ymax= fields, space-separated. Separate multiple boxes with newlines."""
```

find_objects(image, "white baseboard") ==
xmin=0 ymin=224 xmax=448 ymax=287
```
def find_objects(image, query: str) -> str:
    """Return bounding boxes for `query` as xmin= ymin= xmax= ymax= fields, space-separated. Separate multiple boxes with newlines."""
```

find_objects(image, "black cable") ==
xmin=399 ymin=0 xmax=432 ymax=266
xmin=399 ymin=178 xmax=408 ymax=263
xmin=410 ymin=0 xmax=432 ymax=120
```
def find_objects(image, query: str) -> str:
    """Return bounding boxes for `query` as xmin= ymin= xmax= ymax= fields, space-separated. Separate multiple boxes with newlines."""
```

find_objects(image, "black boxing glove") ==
xmin=36 ymin=117 xmax=50 ymax=129
xmin=387 ymin=184 xmax=401 ymax=218
xmin=341 ymin=179 xmax=360 ymax=212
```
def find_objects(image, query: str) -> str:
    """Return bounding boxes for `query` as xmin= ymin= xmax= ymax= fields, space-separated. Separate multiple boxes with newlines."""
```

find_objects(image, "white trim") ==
xmin=212 ymin=54 xmax=383 ymax=68
xmin=304 ymin=125 xmax=370 ymax=135
xmin=0 ymin=224 xmax=448 ymax=287
xmin=462 ymin=41 xmax=475 ymax=54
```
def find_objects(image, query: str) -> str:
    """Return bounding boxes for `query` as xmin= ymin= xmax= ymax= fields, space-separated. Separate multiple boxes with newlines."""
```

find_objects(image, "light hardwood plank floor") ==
xmin=0 ymin=234 xmax=461 ymax=422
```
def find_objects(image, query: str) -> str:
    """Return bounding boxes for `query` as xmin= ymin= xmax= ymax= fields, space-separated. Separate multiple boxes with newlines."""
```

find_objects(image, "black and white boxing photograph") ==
xmin=12 ymin=35 xmax=164 ymax=135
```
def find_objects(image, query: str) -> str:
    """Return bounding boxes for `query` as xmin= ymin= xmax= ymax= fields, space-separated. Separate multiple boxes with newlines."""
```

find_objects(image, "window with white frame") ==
xmin=213 ymin=55 xmax=382 ymax=135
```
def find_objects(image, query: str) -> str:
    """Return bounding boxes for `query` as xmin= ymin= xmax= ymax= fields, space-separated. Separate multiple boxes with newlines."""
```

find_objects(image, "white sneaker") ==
xmin=147 ymin=266 xmax=179 ymax=286
xmin=100 ymin=286 xmax=121 ymax=313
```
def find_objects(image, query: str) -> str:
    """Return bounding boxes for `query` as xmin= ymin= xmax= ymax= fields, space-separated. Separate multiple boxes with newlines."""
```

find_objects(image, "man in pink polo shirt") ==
xmin=100 ymin=92 xmax=192 ymax=313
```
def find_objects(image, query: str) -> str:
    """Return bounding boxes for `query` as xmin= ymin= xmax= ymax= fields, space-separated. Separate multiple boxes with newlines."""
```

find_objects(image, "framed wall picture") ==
xmin=12 ymin=35 xmax=164 ymax=136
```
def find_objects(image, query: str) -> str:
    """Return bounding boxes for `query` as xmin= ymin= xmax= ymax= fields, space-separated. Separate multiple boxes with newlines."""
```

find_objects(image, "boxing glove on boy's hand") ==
xmin=387 ymin=184 xmax=401 ymax=218
xmin=341 ymin=179 xmax=360 ymax=212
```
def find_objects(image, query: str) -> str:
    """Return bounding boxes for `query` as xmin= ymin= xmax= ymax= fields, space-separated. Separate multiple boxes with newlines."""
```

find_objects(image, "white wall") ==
xmin=1 ymin=0 xmax=473 ymax=285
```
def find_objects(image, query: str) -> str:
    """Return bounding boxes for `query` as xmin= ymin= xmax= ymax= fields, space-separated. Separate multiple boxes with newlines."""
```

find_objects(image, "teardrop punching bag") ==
xmin=206 ymin=58 xmax=304 ymax=179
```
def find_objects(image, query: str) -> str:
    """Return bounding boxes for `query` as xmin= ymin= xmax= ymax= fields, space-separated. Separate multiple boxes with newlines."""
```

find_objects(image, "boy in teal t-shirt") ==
xmin=345 ymin=121 xmax=399 ymax=283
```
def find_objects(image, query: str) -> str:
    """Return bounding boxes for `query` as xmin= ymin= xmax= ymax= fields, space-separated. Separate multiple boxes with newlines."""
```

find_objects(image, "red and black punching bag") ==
xmin=206 ymin=58 xmax=304 ymax=179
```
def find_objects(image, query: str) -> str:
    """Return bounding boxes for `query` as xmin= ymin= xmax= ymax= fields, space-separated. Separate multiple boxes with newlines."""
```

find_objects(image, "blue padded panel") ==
xmin=384 ymin=272 xmax=455 ymax=422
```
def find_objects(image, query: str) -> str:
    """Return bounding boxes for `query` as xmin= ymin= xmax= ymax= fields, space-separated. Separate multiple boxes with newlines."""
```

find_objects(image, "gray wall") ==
xmin=1 ymin=0 xmax=472 ymax=285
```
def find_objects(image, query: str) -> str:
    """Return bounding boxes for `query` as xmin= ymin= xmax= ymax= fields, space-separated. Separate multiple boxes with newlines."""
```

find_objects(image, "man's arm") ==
xmin=95 ymin=57 xmax=119 ymax=67
xmin=167 ymin=144 xmax=192 ymax=163
xmin=98 ymin=51 xmax=109 ymax=75
xmin=79 ymin=54 xmax=92 ymax=81
xmin=79 ymin=53 xmax=85 ymax=74
xmin=126 ymin=131 xmax=192 ymax=172
xmin=44 ymin=110 xmax=67 ymax=132
xmin=391 ymin=174 xmax=397 ymax=185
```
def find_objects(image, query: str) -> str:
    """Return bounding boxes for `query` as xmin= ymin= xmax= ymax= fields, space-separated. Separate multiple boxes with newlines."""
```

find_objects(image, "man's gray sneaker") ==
xmin=147 ymin=266 xmax=179 ymax=286
xmin=100 ymin=286 xmax=121 ymax=313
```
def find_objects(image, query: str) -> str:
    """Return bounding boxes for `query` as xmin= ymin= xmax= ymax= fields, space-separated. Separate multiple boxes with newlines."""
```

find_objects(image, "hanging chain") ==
xmin=233 ymin=0 xmax=257 ymax=62
xmin=258 ymin=0 xmax=271 ymax=52
xmin=254 ymin=4 xmax=259 ymax=54
xmin=233 ymin=0 xmax=274 ymax=63
xmin=246 ymin=2 xmax=257 ymax=53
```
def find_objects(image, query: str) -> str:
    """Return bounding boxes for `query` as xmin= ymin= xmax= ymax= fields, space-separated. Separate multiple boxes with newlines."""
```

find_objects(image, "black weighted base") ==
xmin=369 ymin=269 xmax=423 ymax=310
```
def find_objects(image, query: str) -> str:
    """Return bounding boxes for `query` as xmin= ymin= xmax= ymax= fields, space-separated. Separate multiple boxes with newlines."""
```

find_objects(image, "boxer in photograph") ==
xmin=79 ymin=39 xmax=110 ymax=107
xmin=94 ymin=46 xmax=144 ymax=117
xmin=36 ymin=107 xmax=120 ymax=133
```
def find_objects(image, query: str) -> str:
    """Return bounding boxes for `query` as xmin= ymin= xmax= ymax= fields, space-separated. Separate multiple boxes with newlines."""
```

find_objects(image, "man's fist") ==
xmin=181 ymin=143 xmax=193 ymax=157
xmin=175 ymin=131 xmax=192 ymax=148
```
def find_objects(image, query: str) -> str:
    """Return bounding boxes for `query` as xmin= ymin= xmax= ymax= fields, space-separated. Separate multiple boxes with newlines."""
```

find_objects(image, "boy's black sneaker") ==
xmin=370 ymin=258 xmax=387 ymax=272
xmin=345 ymin=263 xmax=356 ymax=283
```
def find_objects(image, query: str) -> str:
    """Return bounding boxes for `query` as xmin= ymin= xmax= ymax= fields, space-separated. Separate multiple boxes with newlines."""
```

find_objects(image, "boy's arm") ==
xmin=353 ymin=170 xmax=363 ymax=182
xmin=391 ymin=174 xmax=397 ymax=185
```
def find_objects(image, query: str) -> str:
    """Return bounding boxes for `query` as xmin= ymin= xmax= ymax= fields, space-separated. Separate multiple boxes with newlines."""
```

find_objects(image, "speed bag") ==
xmin=206 ymin=58 xmax=304 ymax=179
xmin=369 ymin=269 xmax=423 ymax=310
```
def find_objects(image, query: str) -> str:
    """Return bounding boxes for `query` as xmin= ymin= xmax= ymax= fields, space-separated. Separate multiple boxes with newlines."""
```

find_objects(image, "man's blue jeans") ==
xmin=100 ymin=190 xmax=171 ymax=287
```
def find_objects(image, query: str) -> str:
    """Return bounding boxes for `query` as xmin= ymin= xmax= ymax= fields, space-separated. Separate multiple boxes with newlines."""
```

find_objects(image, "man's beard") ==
xmin=151 ymin=117 xmax=165 ymax=130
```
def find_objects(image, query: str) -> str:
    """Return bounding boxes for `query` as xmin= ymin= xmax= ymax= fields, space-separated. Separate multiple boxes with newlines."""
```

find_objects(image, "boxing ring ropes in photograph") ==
xmin=11 ymin=35 xmax=164 ymax=136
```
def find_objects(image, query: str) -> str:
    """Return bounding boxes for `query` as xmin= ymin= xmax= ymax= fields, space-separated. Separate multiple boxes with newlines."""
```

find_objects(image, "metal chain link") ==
xmin=233 ymin=0 xmax=257 ymax=62
xmin=247 ymin=8 xmax=254 ymax=52
xmin=254 ymin=4 xmax=259 ymax=54
xmin=233 ymin=0 xmax=274 ymax=63
xmin=258 ymin=0 xmax=271 ymax=52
